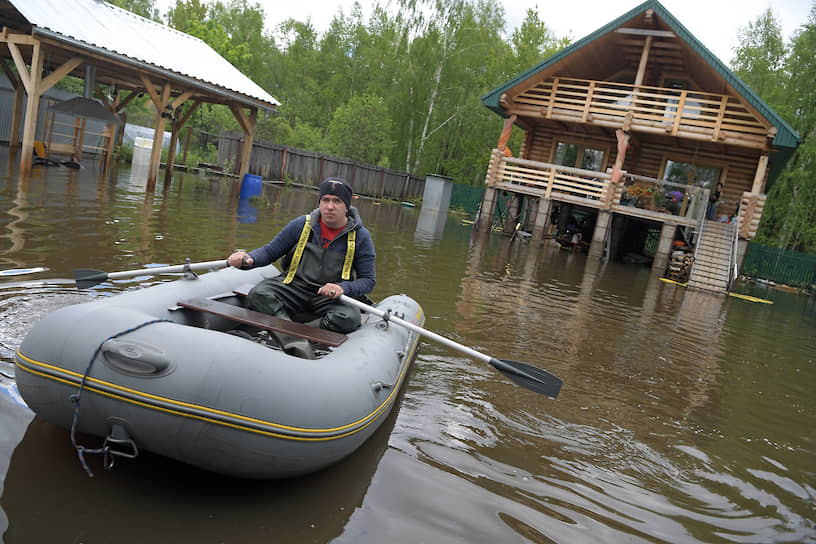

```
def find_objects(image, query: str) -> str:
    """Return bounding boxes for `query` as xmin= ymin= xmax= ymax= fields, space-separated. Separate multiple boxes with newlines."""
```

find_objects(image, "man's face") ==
xmin=320 ymin=194 xmax=348 ymax=229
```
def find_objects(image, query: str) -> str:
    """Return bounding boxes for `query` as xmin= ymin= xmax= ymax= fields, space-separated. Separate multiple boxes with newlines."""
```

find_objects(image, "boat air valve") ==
xmin=103 ymin=422 xmax=139 ymax=470
xmin=181 ymin=258 xmax=199 ymax=280
xmin=371 ymin=381 xmax=394 ymax=392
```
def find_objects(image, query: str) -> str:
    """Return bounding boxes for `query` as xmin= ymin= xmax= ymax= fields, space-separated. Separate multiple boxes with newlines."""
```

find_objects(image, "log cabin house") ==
xmin=478 ymin=0 xmax=799 ymax=293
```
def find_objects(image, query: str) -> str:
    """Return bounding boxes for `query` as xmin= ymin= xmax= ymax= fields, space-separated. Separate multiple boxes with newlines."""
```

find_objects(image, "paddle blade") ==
xmin=73 ymin=269 xmax=109 ymax=289
xmin=489 ymin=358 xmax=563 ymax=398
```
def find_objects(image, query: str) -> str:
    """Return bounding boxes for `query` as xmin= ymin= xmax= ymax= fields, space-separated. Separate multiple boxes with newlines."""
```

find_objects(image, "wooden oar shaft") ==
xmin=106 ymin=260 xmax=229 ymax=280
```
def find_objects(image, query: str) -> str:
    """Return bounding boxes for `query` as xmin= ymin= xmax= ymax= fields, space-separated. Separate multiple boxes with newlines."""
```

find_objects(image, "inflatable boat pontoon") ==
xmin=15 ymin=264 xmax=423 ymax=478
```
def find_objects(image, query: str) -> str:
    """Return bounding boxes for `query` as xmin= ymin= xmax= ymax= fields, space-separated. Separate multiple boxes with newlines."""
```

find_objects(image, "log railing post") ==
xmin=546 ymin=78 xmax=559 ymax=118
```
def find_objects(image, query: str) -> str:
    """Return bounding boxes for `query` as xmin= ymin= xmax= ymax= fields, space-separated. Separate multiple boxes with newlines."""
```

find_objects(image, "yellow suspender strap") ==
xmin=341 ymin=229 xmax=356 ymax=280
xmin=283 ymin=215 xmax=356 ymax=284
xmin=282 ymin=215 xmax=311 ymax=284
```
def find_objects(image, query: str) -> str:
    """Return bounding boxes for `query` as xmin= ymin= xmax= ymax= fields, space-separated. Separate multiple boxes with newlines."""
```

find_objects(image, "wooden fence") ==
xmin=217 ymin=134 xmax=426 ymax=201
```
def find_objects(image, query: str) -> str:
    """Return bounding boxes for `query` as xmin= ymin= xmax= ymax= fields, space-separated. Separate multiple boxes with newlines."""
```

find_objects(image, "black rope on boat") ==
xmin=70 ymin=318 xmax=172 ymax=477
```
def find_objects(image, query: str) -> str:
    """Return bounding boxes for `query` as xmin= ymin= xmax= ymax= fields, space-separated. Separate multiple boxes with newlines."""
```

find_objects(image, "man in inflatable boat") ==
xmin=227 ymin=178 xmax=376 ymax=358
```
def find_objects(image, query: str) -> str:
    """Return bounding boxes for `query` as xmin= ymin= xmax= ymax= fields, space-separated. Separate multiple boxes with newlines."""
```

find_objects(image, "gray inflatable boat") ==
xmin=15 ymin=264 xmax=423 ymax=478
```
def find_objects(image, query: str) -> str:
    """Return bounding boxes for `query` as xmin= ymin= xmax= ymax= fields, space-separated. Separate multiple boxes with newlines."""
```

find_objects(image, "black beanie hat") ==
xmin=318 ymin=177 xmax=353 ymax=209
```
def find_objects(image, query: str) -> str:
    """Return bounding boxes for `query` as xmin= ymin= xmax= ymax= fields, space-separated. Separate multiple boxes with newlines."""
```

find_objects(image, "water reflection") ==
xmin=2 ymin=396 xmax=401 ymax=543
xmin=0 ymin=158 xmax=814 ymax=543
xmin=414 ymin=206 xmax=448 ymax=246
xmin=237 ymin=198 xmax=258 ymax=224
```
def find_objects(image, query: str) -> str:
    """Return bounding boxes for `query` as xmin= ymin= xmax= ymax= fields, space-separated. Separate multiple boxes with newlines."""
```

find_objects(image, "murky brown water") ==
xmin=1 ymin=148 xmax=815 ymax=543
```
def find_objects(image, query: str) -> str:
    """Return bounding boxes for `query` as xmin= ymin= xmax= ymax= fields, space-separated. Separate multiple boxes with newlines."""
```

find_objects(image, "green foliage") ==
xmin=731 ymin=8 xmax=788 ymax=110
xmin=749 ymin=4 xmax=816 ymax=253
xmin=511 ymin=7 xmax=572 ymax=71
xmin=107 ymin=0 xmax=161 ymax=21
xmin=117 ymin=143 xmax=134 ymax=162
xmin=110 ymin=0 xmax=573 ymax=191
xmin=326 ymin=94 xmax=394 ymax=164
xmin=182 ymin=142 xmax=219 ymax=168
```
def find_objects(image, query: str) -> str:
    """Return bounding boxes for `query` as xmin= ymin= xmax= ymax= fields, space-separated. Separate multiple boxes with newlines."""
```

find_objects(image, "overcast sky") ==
xmin=155 ymin=0 xmax=813 ymax=64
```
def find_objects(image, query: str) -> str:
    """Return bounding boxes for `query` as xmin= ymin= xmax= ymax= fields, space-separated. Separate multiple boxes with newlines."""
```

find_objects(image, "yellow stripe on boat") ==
xmin=16 ymin=332 xmax=421 ymax=441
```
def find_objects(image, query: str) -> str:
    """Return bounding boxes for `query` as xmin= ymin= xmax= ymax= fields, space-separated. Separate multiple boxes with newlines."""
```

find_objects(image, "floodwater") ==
xmin=1 ymin=148 xmax=814 ymax=543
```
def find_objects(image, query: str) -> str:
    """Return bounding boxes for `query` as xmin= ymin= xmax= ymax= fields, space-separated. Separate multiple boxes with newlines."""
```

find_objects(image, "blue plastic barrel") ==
xmin=239 ymin=173 xmax=263 ymax=199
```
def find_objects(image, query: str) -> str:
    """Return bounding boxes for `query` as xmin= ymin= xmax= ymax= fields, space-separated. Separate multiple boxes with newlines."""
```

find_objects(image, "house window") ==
xmin=662 ymin=159 xmax=721 ymax=190
xmin=553 ymin=142 xmax=607 ymax=172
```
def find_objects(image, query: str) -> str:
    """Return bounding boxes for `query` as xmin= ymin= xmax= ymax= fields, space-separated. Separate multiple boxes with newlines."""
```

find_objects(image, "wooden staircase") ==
xmin=687 ymin=221 xmax=736 ymax=293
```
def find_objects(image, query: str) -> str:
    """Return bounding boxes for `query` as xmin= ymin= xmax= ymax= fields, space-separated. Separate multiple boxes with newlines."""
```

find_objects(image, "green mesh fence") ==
xmin=742 ymin=243 xmax=816 ymax=287
xmin=449 ymin=183 xmax=485 ymax=215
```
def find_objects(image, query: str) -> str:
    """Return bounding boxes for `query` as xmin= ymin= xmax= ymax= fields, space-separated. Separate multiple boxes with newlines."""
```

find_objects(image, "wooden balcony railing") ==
xmin=507 ymin=77 xmax=775 ymax=149
xmin=485 ymin=149 xmax=709 ymax=227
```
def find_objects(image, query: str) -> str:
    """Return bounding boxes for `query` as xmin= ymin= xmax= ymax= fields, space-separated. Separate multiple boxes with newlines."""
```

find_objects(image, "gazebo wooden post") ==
xmin=161 ymin=91 xmax=195 ymax=183
xmin=229 ymin=104 xmax=257 ymax=180
xmin=163 ymin=98 xmax=201 ymax=183
xmin=140 ymin=75 xmax=171 ymax=190
xmin=13 ymin=38 xmax=42 ymax=176
xmin=94 ymin=86 xmax=120 ymax=173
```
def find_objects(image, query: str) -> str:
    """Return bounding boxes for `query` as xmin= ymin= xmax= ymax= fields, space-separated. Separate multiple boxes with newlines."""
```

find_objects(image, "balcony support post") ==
xmin=651 ymin=223 xmax=678 ymax=272
xmin=531 ymin=197 xmax=553 ymax=240
xmin=476 ymin=186 xmax=498 ymax=233
xmin=588 ymin=210 xmax=613 ymax=259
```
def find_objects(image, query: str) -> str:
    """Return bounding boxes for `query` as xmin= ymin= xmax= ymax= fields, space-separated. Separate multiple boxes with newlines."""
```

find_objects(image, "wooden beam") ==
xmin=582 ymin=81 xmax=595 ymax=122
xmin=139 ymin=73 xmax=162 ymax=110
xmin=37 ymin=56 xmax=84 ymax=95
xmin=163 ymin=99 xmax=200 ymax=182
xmin=7 ymin=41 xmax=30 ymax=94
xmin=671 ymin=91 xmax=687 ymax=136
xmin=170 ymin=90 xmax=194 ymax=109
xmin=147 ymin=81 xmax=171 ymax=189
xmin=751 ymin=154 xmax=769 ymax=194
xmin=546 ymin=77 xmax=559 ymax=118
xmin=237 ymin=107 xmax=257 ymax=179
xmin=114 ymin=90 xmax=140 ymax=112
xmin=177 ymin=100 xmax=201 ymax=128
xmin=19 ymin=40 xmax=43 ymax=175
xmin=712 ymin=95 xmax=729 ymax=141
xmin=615 ymin=28 xmax=675 ymax=38
xmin=229 ymin=104 xmax=252 ymax=135
xmin=634 ymin=35 xmax=653 ymax=87
xmin=0 ymin=29 xmax=37 ymax=45
xmin=95 ymin=84 xmax=114 ymax=109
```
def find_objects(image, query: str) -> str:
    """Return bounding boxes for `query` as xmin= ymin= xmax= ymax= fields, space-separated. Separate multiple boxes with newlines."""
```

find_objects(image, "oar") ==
xmin=74 ymin=260 xmax=229 ymax=289
xmin=340 ymin=294 xmax=563 ymax=398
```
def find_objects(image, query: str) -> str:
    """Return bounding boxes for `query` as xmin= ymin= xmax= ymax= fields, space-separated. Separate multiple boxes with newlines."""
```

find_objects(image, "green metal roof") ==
xmin=482 ymin=0 xmax=800 ymax=152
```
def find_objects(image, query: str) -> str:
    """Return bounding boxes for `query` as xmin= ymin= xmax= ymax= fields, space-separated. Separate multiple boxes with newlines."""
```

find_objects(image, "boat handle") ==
xmin=101 ymin=339 xmax=172 ymax=376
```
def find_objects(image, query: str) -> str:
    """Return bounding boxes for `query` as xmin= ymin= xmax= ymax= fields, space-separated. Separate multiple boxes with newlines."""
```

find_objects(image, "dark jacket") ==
xmin=247 ymin=207 xmax=376 ymax=298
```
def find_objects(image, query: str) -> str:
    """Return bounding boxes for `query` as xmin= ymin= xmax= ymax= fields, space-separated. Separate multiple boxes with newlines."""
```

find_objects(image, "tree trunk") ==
xmin=412 ymin=31 xmax=448 ymax=173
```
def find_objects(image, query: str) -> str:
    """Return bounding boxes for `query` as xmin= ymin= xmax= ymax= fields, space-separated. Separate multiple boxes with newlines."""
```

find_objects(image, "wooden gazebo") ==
xmin=0 ymin=0 xmax=279 ymax=184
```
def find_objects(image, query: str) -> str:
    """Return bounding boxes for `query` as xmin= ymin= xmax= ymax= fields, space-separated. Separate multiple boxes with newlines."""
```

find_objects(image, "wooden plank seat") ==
xmin=177 ymin=297 xmax=347 ymax=347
